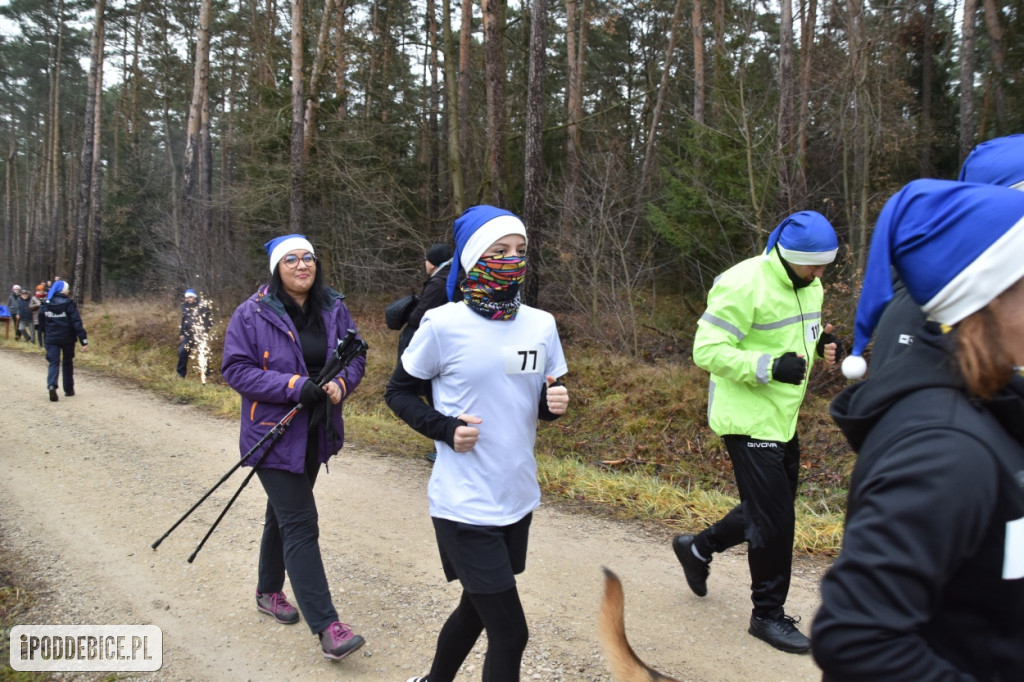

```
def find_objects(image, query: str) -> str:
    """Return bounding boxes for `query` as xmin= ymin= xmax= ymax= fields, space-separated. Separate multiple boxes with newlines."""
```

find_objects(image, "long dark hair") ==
xmin=268 ymin=259 xmax=329 ymax=331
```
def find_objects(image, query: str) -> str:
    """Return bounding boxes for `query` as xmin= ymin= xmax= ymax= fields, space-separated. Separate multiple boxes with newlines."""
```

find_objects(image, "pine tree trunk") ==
xmin=777 ymin=0 xmax=794 ymax=212
xmin=73 ymin=0 xmax=106 ymax=300
xmin=304 ymin=0 xmax=337 ymax=160
xmin=481 ymin=0 xmax=507 ymax=205
xmin=443 ymin=0 xmax=465 ymax=213
xmin=183 ymin=0 xmax=212 ymax=275
xmin=640 ymin=0 xmax=684 ymax=197
xmin=290 ymin=0 xmax=306 ymax=233
xmin=89 ymin=16 xmax=105 ymax=303
xmin=959 ymin=0 xmax=977 ymax=162
xmin=458 ymin=0 xmax=472 ymax=165
xmin=980 ymin=0 xmax=1007 ymax=133
xmin=919 ymin=0 xmax=934 ymax=176
xmin=523 ymin=0 xmax=548 ymax=306
xmin=691 ymin=0 xmax=705 ymax=126
xmin=795 ymin=0 xmax=816 ymax=203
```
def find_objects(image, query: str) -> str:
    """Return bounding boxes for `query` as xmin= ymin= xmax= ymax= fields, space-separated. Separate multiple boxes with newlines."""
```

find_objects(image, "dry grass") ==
xmin=1 ymin=295 xmax=852 ymax=554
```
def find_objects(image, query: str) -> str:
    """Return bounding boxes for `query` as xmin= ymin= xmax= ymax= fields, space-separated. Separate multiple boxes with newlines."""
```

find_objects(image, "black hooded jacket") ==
xmin=813 ymin=323 xmax=1024 ymax=681
xmin=40 ymin=293 xmax=88 ymax=347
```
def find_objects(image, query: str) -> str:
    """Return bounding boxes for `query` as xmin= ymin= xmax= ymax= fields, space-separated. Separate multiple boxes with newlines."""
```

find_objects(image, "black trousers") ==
xmin=695 ymin=434 xmax=801 ymax=618
xmin=255 ymin=434 xmax=338 ymax=634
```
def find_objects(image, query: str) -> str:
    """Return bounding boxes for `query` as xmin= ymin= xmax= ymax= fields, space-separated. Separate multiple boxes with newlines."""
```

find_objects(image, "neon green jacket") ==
xmin=693 ymin=251 xmax=824 ymax=442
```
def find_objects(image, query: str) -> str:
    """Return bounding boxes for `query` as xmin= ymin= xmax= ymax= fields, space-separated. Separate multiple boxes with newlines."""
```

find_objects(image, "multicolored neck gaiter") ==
xmin=462 ymin=256 xmax=527 ymax=321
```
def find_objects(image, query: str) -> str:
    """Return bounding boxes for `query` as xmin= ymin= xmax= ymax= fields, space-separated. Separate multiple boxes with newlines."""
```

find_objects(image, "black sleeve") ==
xmin=537 ymin=379 xmax=565 ymax=421
xmin=384 ymin=361 xmax=464 ymax=447
xmin=406 ymin=272 xmax=449 ymax=329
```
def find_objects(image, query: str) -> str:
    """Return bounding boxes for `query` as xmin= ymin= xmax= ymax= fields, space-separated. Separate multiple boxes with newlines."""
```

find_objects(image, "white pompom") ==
xmin=842 ymin=354 xmax=867 ymax=380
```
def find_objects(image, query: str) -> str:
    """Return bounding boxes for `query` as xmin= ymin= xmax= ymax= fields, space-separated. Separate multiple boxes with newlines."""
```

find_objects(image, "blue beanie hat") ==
xmin=264 ymin=234 xmax=315 ymax=273
xmin=764 ymin=211 xmax=838 ymax=265
xmin=48 ymin=280 xmax=68 ymax=300
xmin=446 ymin=205 xmax=527 ymax=300
xmin=958 ymin=134 xmax=1024 ymax=190
xmin=184 ymin=289 xmax=197 ymax=299
xmin=842 ymin=178 xmax=1024 ymax=379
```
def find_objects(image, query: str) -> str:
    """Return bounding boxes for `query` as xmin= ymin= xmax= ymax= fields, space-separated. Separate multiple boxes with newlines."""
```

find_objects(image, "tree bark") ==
xmin=89 ymin=14 xmax=105 ymax=302
xmin=523 ymin=0 xmax=548 ymax=306
xmin=443 ymin=0 xmax=466 ymax=213
xmin=794 ymin=0 xmax=817 ymax=205
xmin=304 ymin=0 xmax=337 ymax=159
xmin=334 ymin=0 xmax=349 ymax=119
xmin=980 ymin=0 xmax=1007 ymax=134
xmin=481 ymin=0 xmax=507 ymax=205
xmin=919 ymin=0 xmax=934 ymax=177
xmin=458 ymin=0 xmax=473 ymax=166
xmin=777 ymin=0 xmax=795 ymax=212
xmin=425 ymin=0 xmax=441 ymax=221
xmin=290 ymin=0 xmax=306 ymax=233
xmin=563 ymin=0 xmax=587 ymax=231
xmin=73 ymin=0 xmax=106 ymax=301
xmin=639 ymin=0 xmax=685 ymax=198
xmin=959 ymin=0 xmax=977 ymax=163
xmin=183 ymin=0 xmax=212 ymax=268
xmin=691 ymin=0 xmax=705 ymax=127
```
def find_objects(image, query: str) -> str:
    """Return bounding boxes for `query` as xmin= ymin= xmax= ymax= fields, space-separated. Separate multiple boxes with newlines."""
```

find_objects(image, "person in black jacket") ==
xmin=396 ymin=243 xmax=454 ymax=463
xmin=397 ymin=243 xmax=454 ymax=360
xmin=40 ymin=280 xmax=88 ymax=401
xmin=177 ymin=289 xmax=212 ymax=378
xmin=815 ymin=179 xmax=1024 ymax=681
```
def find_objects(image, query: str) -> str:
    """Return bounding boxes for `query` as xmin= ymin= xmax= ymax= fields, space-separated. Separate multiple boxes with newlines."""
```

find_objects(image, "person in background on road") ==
xmin=814 ymin=179 xmax=1024 ymax=680
xmin=672 ymin=211 xmax=839 ymax=654
xmin=40 ymin=280 xmax=88 ymax=402
xmin=177 ymin=289 xmax=212 ymax=378
xmin=15 ymin=289 xmax=34 ymax=342
xmin=33 ymin=284 xmax=46 ymax=346
xmin=221 ymin=234 xmax=367 ymax=663
xmin=397 ymin=242 xmax=454 ymax=464
xmin=869 ymin=133 xmax=1024 ymax=374
xmin=385 ymin=205 xmax=569 ymax=682
xmin=7 ymin=284 xmax=22 ymax=330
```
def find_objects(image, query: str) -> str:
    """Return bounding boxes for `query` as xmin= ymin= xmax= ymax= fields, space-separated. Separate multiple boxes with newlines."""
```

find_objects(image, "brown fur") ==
xmin=598 ymin=568 xmax=680 ymax=682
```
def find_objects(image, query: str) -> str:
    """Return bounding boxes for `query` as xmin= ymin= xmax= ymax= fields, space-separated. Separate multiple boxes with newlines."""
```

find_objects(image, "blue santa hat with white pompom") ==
xmin=842 ymin=178 xmax=1024 ymax=379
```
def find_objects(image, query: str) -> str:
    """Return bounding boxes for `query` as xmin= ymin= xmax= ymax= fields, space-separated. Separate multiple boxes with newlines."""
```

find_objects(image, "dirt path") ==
xmin=0 ymin=346 xmax=826 ymax=681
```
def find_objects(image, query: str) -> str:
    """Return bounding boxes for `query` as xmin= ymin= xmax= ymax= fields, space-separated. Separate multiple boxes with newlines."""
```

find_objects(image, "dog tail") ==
xmin=598 ymin=567 xmax=679 ymax=682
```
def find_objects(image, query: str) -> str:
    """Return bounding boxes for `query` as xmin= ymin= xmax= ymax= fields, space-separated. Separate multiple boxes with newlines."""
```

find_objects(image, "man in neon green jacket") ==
xmin=673 ymin=211 xmax=839 ymax=654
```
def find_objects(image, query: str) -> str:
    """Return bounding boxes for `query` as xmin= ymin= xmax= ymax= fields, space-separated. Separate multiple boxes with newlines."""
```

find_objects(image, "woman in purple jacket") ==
xmin=221 ymin=234 xmax=367 ymax=662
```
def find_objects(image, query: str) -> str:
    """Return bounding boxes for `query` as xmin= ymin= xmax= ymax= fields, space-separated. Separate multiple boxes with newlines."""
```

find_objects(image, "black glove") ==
xmin=300 ymin=379 xmax=328 ymax=407
xmin=772 ymin=352 xmax=807 ymax=385
xmin=816 ymin=331 xmax=843 ymax=360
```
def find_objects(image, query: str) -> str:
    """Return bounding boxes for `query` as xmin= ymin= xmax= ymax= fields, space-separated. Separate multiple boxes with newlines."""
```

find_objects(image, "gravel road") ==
xmin=0 ymin=346 xmax=826 ymax=681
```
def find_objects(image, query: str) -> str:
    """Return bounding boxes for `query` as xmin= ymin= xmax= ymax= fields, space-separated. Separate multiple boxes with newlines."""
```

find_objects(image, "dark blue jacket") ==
xmin=40 ymin=294 xmax=88 ymax=347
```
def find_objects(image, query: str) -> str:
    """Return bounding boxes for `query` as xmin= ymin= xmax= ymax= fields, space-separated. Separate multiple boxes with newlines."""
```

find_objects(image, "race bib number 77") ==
xmin=502 ymin=346 xmax=547 ymax=375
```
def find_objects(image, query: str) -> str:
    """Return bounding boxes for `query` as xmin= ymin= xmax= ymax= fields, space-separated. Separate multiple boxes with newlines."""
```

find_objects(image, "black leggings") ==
xmin=427 ymin=588 xmax=528 ymax=682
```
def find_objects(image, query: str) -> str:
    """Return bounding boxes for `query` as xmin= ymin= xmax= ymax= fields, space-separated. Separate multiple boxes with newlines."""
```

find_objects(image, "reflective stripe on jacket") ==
xmin=693 ymin=252 xmax=823 ymax=442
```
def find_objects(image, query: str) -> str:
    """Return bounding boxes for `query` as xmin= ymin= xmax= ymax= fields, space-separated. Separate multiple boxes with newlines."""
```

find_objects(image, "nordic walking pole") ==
xmin=151 ymin=402 xmax=301 ymax=550
xmin=179 ymin=330 xmax=367 ymax=562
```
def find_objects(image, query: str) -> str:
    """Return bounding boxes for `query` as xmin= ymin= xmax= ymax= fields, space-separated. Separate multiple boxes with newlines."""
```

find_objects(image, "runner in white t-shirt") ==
xmin=386 ymin=205 xmax=569 ymax=682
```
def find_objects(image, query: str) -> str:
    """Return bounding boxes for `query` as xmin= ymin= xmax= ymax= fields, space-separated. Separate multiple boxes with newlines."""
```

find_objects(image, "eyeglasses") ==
xmin=281 ymin=253 xmax=317 ymax=268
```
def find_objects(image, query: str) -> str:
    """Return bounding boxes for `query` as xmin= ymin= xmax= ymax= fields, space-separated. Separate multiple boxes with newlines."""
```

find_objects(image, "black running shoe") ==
xmin=672 ymin=534 xmax=710 ymax=597
xmin=748 ymin=613 xmax=811 ymax=654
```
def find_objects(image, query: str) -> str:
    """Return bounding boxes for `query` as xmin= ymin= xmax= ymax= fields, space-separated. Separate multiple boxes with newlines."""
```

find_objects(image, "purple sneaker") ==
xmin=256 ymin=591 xmax=300 ymax=625
xmin=319 ymin=621 xmax=365 ymax=660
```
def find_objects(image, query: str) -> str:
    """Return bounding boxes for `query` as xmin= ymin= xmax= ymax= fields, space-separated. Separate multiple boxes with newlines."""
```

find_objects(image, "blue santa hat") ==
xmin=48 ymin=280 xmax=68 ymax=300
xmin=184 ymin=289 xmax=197 ymax=299
xmin=446 ymin=205 xmax=528 ymax=301
xmin=842 ymin=178 xmax=1024 ymax=379
xmin=264 ymin=234 xmax=315 ymax=274
xmin=764 ymin=211 xmax=838 ymax=265
xmin=958 ymin=134 xmax=1024 ymax=190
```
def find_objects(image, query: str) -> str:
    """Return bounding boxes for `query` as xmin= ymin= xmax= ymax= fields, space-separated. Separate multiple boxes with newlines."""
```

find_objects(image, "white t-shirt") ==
xmin=401 ymin=301 xmax=568 ymax=526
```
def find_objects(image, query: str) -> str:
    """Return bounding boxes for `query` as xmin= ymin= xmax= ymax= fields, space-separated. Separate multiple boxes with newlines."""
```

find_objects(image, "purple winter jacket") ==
xmin=221 ymin=285 xmax=366 ymax=473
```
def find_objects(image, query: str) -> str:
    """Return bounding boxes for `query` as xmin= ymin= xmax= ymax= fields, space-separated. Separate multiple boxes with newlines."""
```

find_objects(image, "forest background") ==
xmin=1 ymin=0 xmax=1021 ymax=551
